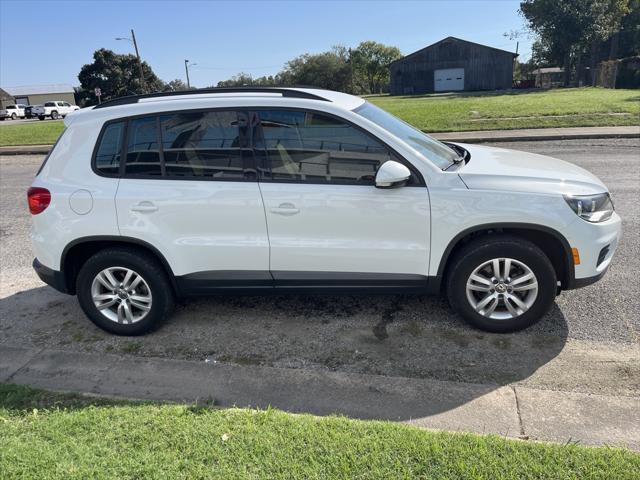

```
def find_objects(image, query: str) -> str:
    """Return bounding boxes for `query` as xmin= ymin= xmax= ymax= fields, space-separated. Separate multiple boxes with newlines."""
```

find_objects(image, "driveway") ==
xmin=1 ymin=138 xmax=639 ymax=443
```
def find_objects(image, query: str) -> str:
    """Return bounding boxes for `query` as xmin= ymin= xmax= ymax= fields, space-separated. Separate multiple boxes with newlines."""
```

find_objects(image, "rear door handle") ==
xmin=270 ymin=202 xmax=299 ymax=216
xmin=130 ymin=201 xmax=158 ymax=213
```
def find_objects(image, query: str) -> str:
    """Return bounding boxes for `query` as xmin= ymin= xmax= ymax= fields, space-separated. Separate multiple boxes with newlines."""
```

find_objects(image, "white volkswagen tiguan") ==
xmin=28 ymin=88 xmax=621 ymax=335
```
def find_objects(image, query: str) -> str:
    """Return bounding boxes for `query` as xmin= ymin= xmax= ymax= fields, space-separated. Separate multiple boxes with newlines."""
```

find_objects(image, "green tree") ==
xmin=78 ymin=49 xmax=165 ymax=104
xmin=278 ymin=46 xmax=352 ymax=91
xmin=215 ymin=72 xmax=279 ymax=87
xmin=351 ymin=41 xmax=402 ymax=94
xmin=163 ymin=79 xmax=191 ymax=92
xmin=520 ymin=0 xmax=630 ymax=86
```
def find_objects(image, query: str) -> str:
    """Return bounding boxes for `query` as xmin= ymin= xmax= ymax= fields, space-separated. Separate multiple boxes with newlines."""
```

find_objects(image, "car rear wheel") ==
xmin=76 ymin=247 xmax=175 ymax=335
xmin=446 ymin=235 xmax=556 ymax=333
xmin=50 ymin=111 xmax=58 ymax=120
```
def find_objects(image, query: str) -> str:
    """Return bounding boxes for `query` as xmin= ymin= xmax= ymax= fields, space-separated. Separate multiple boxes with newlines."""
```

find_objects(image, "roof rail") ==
xmin=93 ymin=87 xmax=329 ymax=109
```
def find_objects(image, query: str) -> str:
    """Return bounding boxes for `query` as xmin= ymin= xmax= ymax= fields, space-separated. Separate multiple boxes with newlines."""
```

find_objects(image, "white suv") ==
xmin=28 ymin=88 xmax=621 ymax=335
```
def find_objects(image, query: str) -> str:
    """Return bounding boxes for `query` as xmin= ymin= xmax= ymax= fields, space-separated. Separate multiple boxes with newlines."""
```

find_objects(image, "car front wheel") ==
xmin=76 ymin=248 xmax=175 ymax=335
xmin=446 ymin=235 xmax=557 ymax=333
xmin=11 ymin=113 xmax=16 ymax=120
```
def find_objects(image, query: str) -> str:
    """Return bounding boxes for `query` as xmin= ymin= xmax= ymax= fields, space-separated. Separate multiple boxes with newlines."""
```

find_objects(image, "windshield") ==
xmin=354 ymin=102 xmax=459 ymax=169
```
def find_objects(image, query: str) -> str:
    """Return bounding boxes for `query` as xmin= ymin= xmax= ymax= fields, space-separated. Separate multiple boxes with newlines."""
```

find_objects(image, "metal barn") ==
xmin=390 ymin=37 xmax=517 ymax=95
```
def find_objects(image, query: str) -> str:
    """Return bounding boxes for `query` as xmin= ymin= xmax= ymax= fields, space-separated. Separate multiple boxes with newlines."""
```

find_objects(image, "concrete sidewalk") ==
xmin=1 ymin=345 xmax=638 ymax=450
xmin=1 ymin=126 xmax=638 ymax=155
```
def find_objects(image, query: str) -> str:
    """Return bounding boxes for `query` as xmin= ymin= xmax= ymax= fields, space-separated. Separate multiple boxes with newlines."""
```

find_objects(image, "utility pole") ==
xmin=131 ymin=29 xmax=146 ymax=93
xmin=184 ymin=59 xmax=191 ymax=89
xmin=116 ymin=30 xmax=147 ymax=93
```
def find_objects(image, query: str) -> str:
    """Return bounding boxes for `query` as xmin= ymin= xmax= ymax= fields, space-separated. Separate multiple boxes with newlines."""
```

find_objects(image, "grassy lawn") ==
xmin=1 ymin=384 xmax=638 ymax=479
xmin=0 ymin=120 xmax=65 ymax=146
xmin=368 ymin=87 xmax=640 ymax=132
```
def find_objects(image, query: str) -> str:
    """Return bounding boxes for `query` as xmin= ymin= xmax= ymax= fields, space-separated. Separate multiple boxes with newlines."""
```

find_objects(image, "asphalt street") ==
xmin=1 ymin=138 xmax=638 ymax=400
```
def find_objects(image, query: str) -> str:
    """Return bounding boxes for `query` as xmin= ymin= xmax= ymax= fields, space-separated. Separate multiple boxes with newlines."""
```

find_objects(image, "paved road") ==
xmin=1 ymin=139 xmax=638 ymax=401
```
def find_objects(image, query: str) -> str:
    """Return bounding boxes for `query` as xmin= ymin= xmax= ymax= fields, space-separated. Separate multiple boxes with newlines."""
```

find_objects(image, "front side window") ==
xmin=160 ymin=111 xmax=245 ymax=179
xmin=126 ymin=117 xmax=162 ymax=176
xmin=95 ymin=121 xmax=124 ymax=175
xmin=255 ymin=109 xmax=405 ymax=185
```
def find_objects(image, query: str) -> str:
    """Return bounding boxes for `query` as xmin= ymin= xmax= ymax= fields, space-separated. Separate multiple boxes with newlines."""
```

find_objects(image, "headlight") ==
xmin=563 ymin=193 xmax=614 ymax=223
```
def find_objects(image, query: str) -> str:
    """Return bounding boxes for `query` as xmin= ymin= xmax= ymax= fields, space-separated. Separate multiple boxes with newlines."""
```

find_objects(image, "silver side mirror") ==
xmin=375 ymin=161 xmax=411 ymax=189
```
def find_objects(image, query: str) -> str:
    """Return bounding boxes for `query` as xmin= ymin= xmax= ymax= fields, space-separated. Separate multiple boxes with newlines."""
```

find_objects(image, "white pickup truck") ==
xmin=32 ymin=101 xmax=80 ymax=120
xmin=0 ymin=104 xmax=27 ymax=120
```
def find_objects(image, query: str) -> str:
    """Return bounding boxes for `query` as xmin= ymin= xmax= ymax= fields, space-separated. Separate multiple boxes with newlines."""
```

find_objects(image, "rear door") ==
xmin=254 ymin=109 xmax=430 ymax=286
xmin=114 ymin=110 xmax=270 ymax=287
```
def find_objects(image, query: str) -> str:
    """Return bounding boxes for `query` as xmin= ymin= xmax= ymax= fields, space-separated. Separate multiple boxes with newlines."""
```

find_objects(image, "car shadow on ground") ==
xmin=0 ymin=286 xmax=568 ymax=420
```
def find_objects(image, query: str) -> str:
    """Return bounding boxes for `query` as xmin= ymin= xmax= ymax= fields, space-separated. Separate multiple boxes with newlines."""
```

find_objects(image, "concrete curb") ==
xmin=1 ymin=127 xmax=638 ymax=155
xmin=1 ymin=345 xmax=638 ymax=449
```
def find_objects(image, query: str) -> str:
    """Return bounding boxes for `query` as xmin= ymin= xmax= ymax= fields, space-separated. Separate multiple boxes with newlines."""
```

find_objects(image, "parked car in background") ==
xmin=32 ymin=101 xmax=80 ymax=120
xmin=24 ymin=105 xmax=41 ymax=119
xmin=28 ymin=87 xmax=621 ymax=336
xmin=0 ymin=104 xmax=27 ymax=120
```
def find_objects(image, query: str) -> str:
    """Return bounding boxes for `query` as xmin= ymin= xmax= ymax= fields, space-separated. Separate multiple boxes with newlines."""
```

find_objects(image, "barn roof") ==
xmin=2 ymin=84 xmax=75 ymax=96
xmin=391 ymin=36 xmax=518 ymax=65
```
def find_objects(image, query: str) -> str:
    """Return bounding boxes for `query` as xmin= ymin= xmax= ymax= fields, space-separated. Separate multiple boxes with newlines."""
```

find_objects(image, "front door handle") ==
xmin=130 ymin=201 xmax=158 ymax=213
xmin=270 ymin=202 xmax=299 ymax=216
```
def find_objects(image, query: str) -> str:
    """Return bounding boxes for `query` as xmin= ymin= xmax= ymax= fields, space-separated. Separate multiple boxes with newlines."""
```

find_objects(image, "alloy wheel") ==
xmin=465 ymin=257 xmax=538 ymax=320
xmin=91 ymin=266 xmax=152 ymax=324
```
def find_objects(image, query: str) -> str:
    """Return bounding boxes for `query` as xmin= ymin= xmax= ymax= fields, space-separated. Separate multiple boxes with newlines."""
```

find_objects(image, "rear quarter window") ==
xmin=94 ymin=122 xmax=125 ymax=175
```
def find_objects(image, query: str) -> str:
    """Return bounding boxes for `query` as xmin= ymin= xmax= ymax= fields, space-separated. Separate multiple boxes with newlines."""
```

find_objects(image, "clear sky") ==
xmin=0 ymin=0 xmax=531 ymax=88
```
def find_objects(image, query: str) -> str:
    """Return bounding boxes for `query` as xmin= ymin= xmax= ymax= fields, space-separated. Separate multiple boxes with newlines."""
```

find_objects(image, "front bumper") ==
xmin=33 ymin=258 xmax=69 ymax=294
xmin=564 ymin=212 xmax=621 ymax=290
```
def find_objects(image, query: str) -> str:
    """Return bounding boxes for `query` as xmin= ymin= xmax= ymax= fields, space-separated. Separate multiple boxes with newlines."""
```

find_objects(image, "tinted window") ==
xmin=44 ymin=102 xmax=55 ymax=107
xmin=160 ymin=111 xmax=246 ymax=179
xmin=63 ymin=102 xmax=71 ymax=107
xmin=126 ymin=117 xmax=162 ymax=176
xmin=95 ymin=122 xmax=124 ymax=175
xmin=255 ymin=110 xmax=396 ymax=185
xmin=6 ymin=106 xmax=15 ymax=110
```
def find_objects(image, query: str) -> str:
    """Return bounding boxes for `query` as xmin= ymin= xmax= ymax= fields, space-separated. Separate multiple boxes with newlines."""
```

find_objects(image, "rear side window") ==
xmin=45 ymin=102 xmax=55 ymax=107
xmin=254 ymin=109 xmax=397 ymax=185
xmin=95 ymin=121 xmax=124 ymax=175
xmin=126 ymin=117 xmax=162 ymax=176
xmin=160 ymin=111 xmax=245 ymax=179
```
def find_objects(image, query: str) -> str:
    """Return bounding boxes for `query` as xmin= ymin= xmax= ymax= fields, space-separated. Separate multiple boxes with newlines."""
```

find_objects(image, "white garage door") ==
xmin=434 ymin=68 xmax=464 ymax=92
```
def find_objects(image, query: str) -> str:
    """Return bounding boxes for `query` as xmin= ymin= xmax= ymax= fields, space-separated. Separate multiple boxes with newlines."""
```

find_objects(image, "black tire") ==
xmin=50 ymin=111 xmax=58 ymax=120
xmin=38 ymin=116 xmax=45 ymax=120
xmin=76 ymin=247 xmax=175 ymax=335
xmin=11 ymin=113 xmax=17 ymax=120
xmin=446 ymin=235 xmax=556 ymax=333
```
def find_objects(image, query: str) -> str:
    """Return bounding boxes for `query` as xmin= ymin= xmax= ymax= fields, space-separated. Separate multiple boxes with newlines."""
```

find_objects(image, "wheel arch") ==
xmin=60 ymin=236 xmax=179 ymax=295
xmin=435 ymin=223 xmax=574 ymax=292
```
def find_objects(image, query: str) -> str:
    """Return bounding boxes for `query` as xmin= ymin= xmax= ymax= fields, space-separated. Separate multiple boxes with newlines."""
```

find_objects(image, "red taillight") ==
xmin=27 ymin=187 xmax=51 ymax=215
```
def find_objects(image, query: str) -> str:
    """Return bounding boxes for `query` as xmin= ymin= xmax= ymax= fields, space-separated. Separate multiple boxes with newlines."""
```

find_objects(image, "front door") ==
xmin=253 ymin=109 xmax=430 ymax=287
xmin=115 ymin=110 xmax=270 ymax=286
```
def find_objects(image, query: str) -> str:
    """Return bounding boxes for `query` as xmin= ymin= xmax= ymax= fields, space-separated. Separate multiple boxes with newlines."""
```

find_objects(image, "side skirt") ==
xmin=175 ymin=271 xmax=440 ymax=297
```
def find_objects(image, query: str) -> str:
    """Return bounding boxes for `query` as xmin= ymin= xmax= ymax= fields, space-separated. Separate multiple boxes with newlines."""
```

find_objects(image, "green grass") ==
xmin=1 ymin=384 xmax=638 ymax=479
xmin=368 ymin=87 xmax=640 ymax=132
xmin=0 ymin=120 xmax=65 ymax=146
